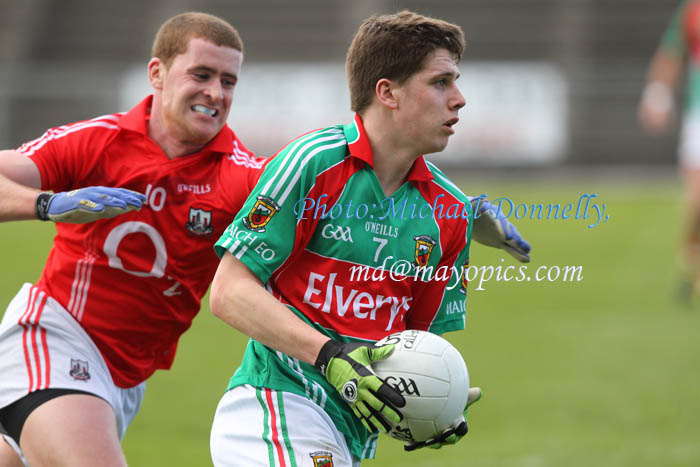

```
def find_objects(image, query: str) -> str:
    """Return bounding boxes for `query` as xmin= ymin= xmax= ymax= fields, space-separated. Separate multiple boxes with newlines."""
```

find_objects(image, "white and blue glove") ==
xmin=35 ymin=187 xmax=146 ymax=223
xmin=470 ymin=197 xmax=531 ymax=263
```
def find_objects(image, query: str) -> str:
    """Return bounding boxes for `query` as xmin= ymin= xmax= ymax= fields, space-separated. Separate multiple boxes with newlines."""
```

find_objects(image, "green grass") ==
xmin=2 ymin=177 xmax=699 ymax=466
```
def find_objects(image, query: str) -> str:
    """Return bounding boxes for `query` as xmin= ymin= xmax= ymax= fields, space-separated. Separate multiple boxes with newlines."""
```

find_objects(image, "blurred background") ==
xmin=2 ymin=1 xmax=699 ymax=466
xmin=0 ymin=0 xmax=681 ymax=168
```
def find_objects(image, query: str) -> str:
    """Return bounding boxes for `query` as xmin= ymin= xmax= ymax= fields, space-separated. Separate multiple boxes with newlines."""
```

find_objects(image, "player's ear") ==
xmin=148 ymin=58 xmax=165 ymax=90
xmin=376 ymin=78 xmax=399 ymax=110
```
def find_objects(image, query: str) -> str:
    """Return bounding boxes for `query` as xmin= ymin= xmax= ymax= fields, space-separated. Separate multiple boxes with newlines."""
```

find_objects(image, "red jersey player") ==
xmin=0 ymin=12 xmax=263 ymax=467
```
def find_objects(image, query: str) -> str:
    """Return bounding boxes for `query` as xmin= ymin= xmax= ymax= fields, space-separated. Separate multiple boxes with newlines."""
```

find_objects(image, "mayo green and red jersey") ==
xmin=661 ymin=0 xmax=700 ymax=111
xmin=214 ymin=114 xmax=472 ymax=459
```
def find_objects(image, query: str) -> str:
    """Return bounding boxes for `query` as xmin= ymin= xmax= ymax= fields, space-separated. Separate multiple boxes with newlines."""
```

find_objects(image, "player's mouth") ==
xmin=192 ymin=104 xmax=218 ymax=118
xmin=443 ymin=118 xmax=458 ymax=134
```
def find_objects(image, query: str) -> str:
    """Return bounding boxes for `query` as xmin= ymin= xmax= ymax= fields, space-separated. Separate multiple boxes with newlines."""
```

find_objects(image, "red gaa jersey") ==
xmin=19 ymin=95 xmax=265 ymax=387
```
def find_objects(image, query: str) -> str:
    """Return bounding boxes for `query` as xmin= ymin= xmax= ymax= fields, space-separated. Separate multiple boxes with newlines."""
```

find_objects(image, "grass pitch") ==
xmin=1 ymin=175 xmax=698 ymax=466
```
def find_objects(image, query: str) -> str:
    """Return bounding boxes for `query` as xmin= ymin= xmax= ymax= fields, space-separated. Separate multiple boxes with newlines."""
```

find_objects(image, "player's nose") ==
xmin=451 ymin=86 xmax=466 ymax=111
xmin=204 ymin=80 xmax=224 ymax=102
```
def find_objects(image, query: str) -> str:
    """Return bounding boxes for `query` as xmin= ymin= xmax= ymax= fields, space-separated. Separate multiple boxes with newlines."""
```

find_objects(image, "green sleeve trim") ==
xmin=660 ymin=1 xmax=688 ymax=57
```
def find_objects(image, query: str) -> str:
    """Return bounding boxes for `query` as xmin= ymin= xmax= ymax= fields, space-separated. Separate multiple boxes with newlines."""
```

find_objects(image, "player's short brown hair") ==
xmin=346 ymin=10 xmax=465 ymax=113
xmin=152 ymin=12 xmax=243 ymax=68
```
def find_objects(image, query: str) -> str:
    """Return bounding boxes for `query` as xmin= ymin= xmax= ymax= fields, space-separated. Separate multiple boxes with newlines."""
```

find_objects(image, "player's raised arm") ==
xmin=0 ymin=149 xmax=145 ymax=223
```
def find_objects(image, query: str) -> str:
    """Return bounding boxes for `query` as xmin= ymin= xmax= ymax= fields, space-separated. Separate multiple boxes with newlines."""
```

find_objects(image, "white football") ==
xmin=373 ymin=329 xmax=469 ymax=443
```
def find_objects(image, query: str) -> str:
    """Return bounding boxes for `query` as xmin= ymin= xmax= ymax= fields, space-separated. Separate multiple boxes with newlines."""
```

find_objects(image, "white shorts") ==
xmin=0 ymin=283 xmax=145 ymax=440
xmin=210 ymin=384 xmax=362 ymax=467
xmin=680 ymin=113 xmax=700 ymax=169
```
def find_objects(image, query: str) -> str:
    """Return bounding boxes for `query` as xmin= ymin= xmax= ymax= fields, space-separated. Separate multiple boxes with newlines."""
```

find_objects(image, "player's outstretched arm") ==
xmin=0 ymin=149 xmax=44 ymax=221
xmin=404 ymin=386 xmax=482 ymax=451
xmin=0 ymin=149 xmax=145 ymax=223
xmin=470 ymin=197 xmax=531 ymax=262
xmin=35 ymin=187 xmax=146 ymax=223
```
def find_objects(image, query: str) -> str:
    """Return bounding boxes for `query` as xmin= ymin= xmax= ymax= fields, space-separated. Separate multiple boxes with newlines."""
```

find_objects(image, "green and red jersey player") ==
xmin=213 ymin=113 xmax=472 ymax=459
xmin=639 ymin=1 xmax=700 ymax=302
xmin=659 ymin=0 xmax=700 ymax=111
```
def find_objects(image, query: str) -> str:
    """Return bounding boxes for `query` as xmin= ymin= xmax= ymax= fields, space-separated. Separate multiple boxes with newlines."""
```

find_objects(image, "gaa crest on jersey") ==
xmin=243 ymin=195 xmax=280 ymax=232
xmin=186 ymin=207 xmax=214 ymax=236
xmin=69 ymin=359 xmax=90 ymax=381
xmin=309 ymin=451 xmax=334 ymax=467
xmin=413 ymin=235 xmax=436 ymax=267
xmin=460 ymin=258 xmax=469 ymax=294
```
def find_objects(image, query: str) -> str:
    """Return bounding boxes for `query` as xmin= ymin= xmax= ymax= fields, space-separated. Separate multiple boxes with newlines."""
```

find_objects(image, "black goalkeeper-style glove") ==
xmin=314 ymin=339 xmax=406 ymax=433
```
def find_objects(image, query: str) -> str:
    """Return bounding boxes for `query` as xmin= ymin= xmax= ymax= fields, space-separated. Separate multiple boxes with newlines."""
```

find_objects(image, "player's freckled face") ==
xmin=393 ymin=48 xmax=466 ymax=156
xmin=156 ymin=38 xmax=242 ymax=146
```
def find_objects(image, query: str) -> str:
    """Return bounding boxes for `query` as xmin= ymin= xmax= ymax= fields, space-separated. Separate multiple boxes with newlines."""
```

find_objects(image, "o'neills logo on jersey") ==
xmin=243 ymin=195 xmax=280 ymax=232
xmin=413 ymin=235 xmax=436 ymax=267
xmin=177 ymin=183 xmax=211 ymax=194
xmin=186 ymin=207 xmax=214 ymax=235
xmin=309 ymin=451 xmax=334 ymax=467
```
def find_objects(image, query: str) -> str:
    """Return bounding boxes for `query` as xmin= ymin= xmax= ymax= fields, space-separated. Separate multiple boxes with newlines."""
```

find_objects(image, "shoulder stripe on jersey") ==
xmin=227 ymin=153 xmax=264 ymax=169
xmin=277 ymin=138 xmax=347 ymax=205
xmin=426 ymin=166 xmax=471 ymax=243
xmin=260 ymin=128 xmax=344 ymax=198
xmin=286 ymin=157 xmax=347 ymax=231
xmin=425 ymin=160 xmax=467 ymax=198
xmin=19 ymin=114 xmax=122 ymax=153
xmin=227 ymin=140 xmax=265 ymax=168
xmin=19 ymin=121 xmax=120 ymax=156
xmin=49 ymin=114 xmax=122 ymax=135
xmin=228 ymin=151 xmax=265 ymax=169
xmin=232 ymin=140 xmax=250 ymax=157
xmin=264 ymin=128 xmax=344 ymax=198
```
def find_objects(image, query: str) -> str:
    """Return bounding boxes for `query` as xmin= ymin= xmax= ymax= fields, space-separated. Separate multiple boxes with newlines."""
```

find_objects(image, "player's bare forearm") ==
xmin=639 ymin=50 xmax=683 ymax=135
xmin=646 ymin=48 xmax=682 ymax=89
xmin=0 ymin=150 xmax=43 ymax=221
xmin=210 ymin=252 xmax=329 ymax=365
